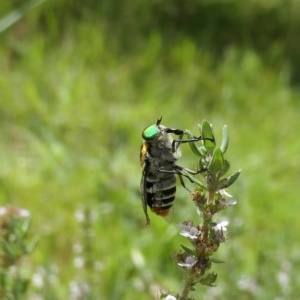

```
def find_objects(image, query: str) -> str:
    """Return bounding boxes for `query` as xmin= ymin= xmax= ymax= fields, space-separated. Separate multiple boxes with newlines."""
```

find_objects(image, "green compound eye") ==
xmin=142 ymin=124 xmax=160 ymax=140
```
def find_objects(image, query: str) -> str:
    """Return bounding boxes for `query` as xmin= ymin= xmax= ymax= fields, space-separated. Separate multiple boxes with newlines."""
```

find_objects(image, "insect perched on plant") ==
xmin=140 ymin=117 xmax=208 ymax=225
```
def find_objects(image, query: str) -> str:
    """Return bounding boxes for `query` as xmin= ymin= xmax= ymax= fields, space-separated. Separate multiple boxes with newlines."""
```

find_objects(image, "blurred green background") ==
xmin=0 ymin=0 xmax=300 ymax=299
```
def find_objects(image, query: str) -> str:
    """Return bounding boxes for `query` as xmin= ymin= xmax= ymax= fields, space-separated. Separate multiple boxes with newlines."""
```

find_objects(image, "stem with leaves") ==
xmin=165 ymin=121 xmax=240 ymax=300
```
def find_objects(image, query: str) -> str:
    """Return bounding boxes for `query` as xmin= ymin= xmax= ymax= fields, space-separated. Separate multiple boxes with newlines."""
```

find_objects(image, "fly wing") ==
xmin=140 ymin=142 xmax=148 ymax=167
xmin=140 ymin=141 xmax=151 ymax=225
xmin=140 ymin=168 xmax=150 ymax=226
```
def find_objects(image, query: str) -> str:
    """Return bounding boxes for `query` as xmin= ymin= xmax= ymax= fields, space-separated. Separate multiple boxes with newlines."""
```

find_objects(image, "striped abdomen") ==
xmin=144 ymin=172 xmax=176 ymax=216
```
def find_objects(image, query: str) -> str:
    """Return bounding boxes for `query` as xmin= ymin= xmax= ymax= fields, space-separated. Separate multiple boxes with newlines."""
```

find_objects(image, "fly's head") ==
xmin=142 ymin=117 xmax=163 ymax=141
xmin=142 ymin=117 xmax=172 ymax=149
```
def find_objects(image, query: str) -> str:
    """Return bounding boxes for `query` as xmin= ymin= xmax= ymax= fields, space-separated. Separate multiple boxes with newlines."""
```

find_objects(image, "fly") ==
xmin=140 ymin=117 xmax=206 ymax=225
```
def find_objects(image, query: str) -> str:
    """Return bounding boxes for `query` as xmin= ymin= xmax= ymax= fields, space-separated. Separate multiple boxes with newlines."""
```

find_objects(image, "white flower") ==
xmin=226 ymin=199 xmax=237 ymax=206
xmin=178 ymin=255 xmax=197 ymax=269
xmin=165 ymin=295 xmax=177 ymax=300
xmin=74 ymin=256 xmax=85 ymax=269
xmin=214 ymin=220 xmax=228 ymax=232
xmin=74 ymin=207 xmax=85 ymax=223
xmin=0 ymin=206 xmax=7 ymax=216
xmin=130 ymin=248 xmax=145 ymax=269
xmin=18 ymin=208 xmax=30 ymax=218
xmin=179 ymin=221 xmax=200 ymax=240
xmin=219 ymin=189 xmax=232 ymax=198
xmin=213 ymin=220 xmax=228 ymax=243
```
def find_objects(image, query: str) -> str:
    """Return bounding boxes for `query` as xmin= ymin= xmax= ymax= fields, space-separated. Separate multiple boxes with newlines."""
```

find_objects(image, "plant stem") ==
xmin=179 ymin=271 xmax=194 ymax=300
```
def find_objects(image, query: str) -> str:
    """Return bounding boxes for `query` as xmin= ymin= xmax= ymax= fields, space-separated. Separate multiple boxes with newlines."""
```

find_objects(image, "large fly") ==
xmin=140 ymin=117 xmax=207 ymax=225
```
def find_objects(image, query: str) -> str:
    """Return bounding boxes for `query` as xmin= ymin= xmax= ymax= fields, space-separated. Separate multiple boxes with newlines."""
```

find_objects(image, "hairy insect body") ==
xmin=140 ymin=118 xmax=184 ymax=225
xmin=142 ymin=139 xmax=179 ymax=216
xmin=140 ymin=118 xmax=211 ymax=225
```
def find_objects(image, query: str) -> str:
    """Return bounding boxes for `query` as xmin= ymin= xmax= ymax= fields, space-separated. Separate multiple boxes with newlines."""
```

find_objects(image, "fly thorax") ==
xmin=157 ymin=132 xmax=178 ymax=159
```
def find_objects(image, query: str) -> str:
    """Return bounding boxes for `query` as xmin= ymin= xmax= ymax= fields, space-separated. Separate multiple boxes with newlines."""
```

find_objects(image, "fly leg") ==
xmin=164 ymin=128 xmax=184 ymax=153
xmin=165 ymin=127 xmax=212 ymax=153
xmin=157 ymin=165 xmax=206 ymax=191
xmin=178 ymin=173 xmax=191 ymax=192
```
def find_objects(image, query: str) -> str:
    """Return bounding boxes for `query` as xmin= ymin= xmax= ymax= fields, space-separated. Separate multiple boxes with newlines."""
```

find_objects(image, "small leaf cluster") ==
xmin=185 ymin=120 xmax=240 ymax=191
xmin=0 ymin=205 xmax=37 ymax=298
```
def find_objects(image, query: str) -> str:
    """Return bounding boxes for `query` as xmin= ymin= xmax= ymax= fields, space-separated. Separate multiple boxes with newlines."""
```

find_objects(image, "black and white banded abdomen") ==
xmin=144 ymin=172 xmax=177 ymax=216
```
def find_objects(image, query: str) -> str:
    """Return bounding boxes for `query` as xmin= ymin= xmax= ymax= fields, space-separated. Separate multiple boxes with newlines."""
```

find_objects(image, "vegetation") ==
xmin=0 ymin=0 xmax=300 ymax=299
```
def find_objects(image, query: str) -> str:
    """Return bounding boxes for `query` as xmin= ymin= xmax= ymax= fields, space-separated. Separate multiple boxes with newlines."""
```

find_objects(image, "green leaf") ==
xmin=210 ymin=257 xmax=225 ymax=264
xmin=185 ymin=129 xmax=204 ymax=157
xmin=199 ymin=272 xmax=218 ymax=286
xmin=216 ymin=178 xmax=228 ymax=190
xmin=226 ymin=169 xmax=241 ymax=186
xmin=221 ymin=159 xmax=230 ymax=176
xmin=180 ymin=245 xmax=195 ymax=255
xmin=208 ymin=148 xmax=225 ymax=174
xmin=27 ymin=236 xmax=40 ymax=254
xmin=209 ymin=221 xmax=218 ymax=227
xmin=220 ymin=125 xmax=229 ymax=154
xmin=0 ymin=0 xmax=50 ymax=33
xmin=200 ymin=121 xmax=215 ymax=152
xmin=181 ymin=170 xmax=207 ymax=189
xmin=217 ymin=170 xmax=241 ymax=189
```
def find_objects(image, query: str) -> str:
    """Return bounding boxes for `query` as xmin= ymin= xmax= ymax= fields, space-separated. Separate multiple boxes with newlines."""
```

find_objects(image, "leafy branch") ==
xmin=164 ymin=120 xmax=240 ymax=300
